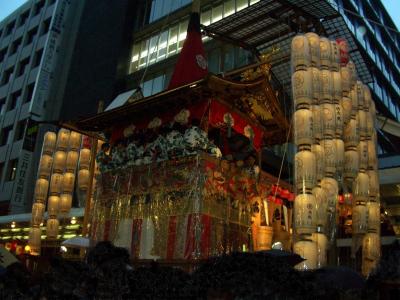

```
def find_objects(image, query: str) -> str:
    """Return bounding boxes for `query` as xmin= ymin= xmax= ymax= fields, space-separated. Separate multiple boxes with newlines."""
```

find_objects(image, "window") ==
xmin=24 ymin=83 xmax=35 ymax=103
xmin=33 ymin=0 xmax=45 ymax=16
xmin=236 ymin=0 xmax=248 ymax=11
xmin=157 ymin=30 xmax=168 ymax=62
xmin=0 ymin=98 xmax=5 ymax=115
xmin=17 ymin=58 xmax=30 ymax=77
xmin=14 ymin=119 xmax=27 ymax=141
xmin=224 ymin=0 xmax=235 ymax=17
xmin=1 ymin=67 xmax=14 ymax=85
xmin=33 ymin=49 xmax=43 ymax=67
xmin=6 ymin=159 xmax=18 ymax=181
xmin=5 ymin=21 xmax=15 ymax=36
xmin=212 ymin=5 xmax=223 ymax=23
xmin=41 ymin=18 xmax=51 ymax=35
xmin=18 ymin=11 xmax=30 ymax=27
xmin=8 ymin=90 xmax=22 ymax=111
xmin=178 ymin=20 xmax=188 ymax=50
xmin=167 ymin=24 xmax=178 ymax=56
xmin=0 ymin=126 xmax=13 ymax=146
xmin=25 ymin=27 xmax=38 ymax=45
xmin=0 ymin=48 xmax=7 ymax=63
xmin=10 ymin=38 xmax=22 ymax=55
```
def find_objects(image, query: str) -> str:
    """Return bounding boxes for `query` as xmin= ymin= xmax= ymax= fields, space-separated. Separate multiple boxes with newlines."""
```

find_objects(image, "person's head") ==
xmin=101 ymin=143 xmax=110 ymax=152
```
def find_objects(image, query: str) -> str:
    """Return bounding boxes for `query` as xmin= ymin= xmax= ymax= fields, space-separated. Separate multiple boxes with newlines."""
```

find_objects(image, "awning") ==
xmin=377 ymin=115 xmax=400 ymax=138
xmin=105 ymin=88 xmax=143 ymax=111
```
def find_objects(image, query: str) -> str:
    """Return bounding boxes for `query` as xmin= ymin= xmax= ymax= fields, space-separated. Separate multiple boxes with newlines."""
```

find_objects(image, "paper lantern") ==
xmin=357 ymin=110 xmax=367 ymax=140
xmin=311 ymin=232 xmax=328 ymax=268
xmin=336 ymin=38 xmax=349 ymax=65
xmin=366 ymin=111 xmax=375 ymax=140
xmin=340 ymin=66 xmax=351 ymax=95
xmin=60 ymin=193 xmax=72 ymax=214
xmin=292 ymin=69 xmax=312 ymax=109
xmin=46 ymin=218 xmax=59 ymax=239
xmin=344 ymin=118 xmax=359 ymax=150
xmin=311 ymin=144 xmax=325 ymax=182
xmin=319 ymin=37 xmax=331 ymax=69
xmin=353 ymin=204 xmax=368 ymax=234
xmin=330 ymin=40 xmax=340 ymax=71
xmin=56 ymin=129 xmax=70 ymax=151
xmin=334 ymin=103 xmax=344 ymax=136
xmin=358 ymin=141 xmax=368 ymax=171
xmin=78 ymin=169 xmax=90 ymax=190
xmin=38 ymin=154 xmax=53 ymax=179
xmin=367 ymin=140 xmax=377 ymax=170
xmin=47 ymin=195 xmax=60 ymax=217
xmin=31 ymin=202 xmax=45 ymax=226
xmin=320 ymin=70 xmax=333 ymax=103
xmin=312 ymin=105 xmax=322 ymax=142
xmin=53 ymin=151 xmax=67 ymax=173
xmin=347 ymin=61 xmax=357 ymax=87
xmin=294 ymin=239 xmax=318 ymax=270
xmin=79 ymin=148 xmax=91 ymax=170
xmin=344 ymin=149 xmax=359 ymax=181
xmin=291 ymin=34 xmax=310 ymax=71
xmin=294 ymin=109 xmax=313 ymax=146
xmin=34 ymin=178 xmax=49 ymax=203
xmin=321 ymin=177 xmax=338 ymax=209
xmin=295 ymin=150 xmax=316 ymax=193
xmin=341 ymin=96 xmax=352 ymax=125
xmin=362 ymin=233 xmax=380 ymax=277
xmin=62 ymin=172 xmax=75 ymax=194
xmin=65 ymin=151 xmax=79 ymax=172
xmin=356 ymin=81 xmax=365 ymax=110
xmin=305 ymin=32 xmax=320 ymax=67
xmin=49 ymin=173 xmax=63 ymax=195
xmin=294 ymin=193 xmax=317 ymax=234
xmin=363 ymin=85 xmax=371 ymax=111
xmin=370 ymin=98 xmax=376 ymax=117
xmin=353 ymin=172 xmax=369 ymax=203
xmin=310 ymin=67 xmax=321 ymax=104
xmin=367 ymin=201 xmax=380 ymax=233
xmin=69 ymin=131 xmax=82 ymax=150
xmin=322 ymin=139 xmax=336 ymax=177
xmin=349 ymin=87 xmax=358 ymax=118
xmin=312 ymin=185 xmax=328 ymax=228
xmin=334 ymin=139 xmax=345 ymax=174
xmin=332 ymin=71 xmax=342 ymax=102
xmin=42 ymin=132 xmax=57 ymax=155
xmin=367 ymin=169 xmax=379 ymax=198
xmin=28 ymin=227 xmax=41 ymax=256
xmin=321 ymin=103 xmax=335 ymax=138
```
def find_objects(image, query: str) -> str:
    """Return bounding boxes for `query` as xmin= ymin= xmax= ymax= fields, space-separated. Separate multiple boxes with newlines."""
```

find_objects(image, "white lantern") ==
xmin=46 ymin=218 xmax=59 ymax=239
xmin=60 ymin=193 xmax=73 ymax=214
xmin=34 ymin=178 xmax=49 ymax=203
xmin=294 ymin=239 xmax=318 ymax=270
xmin=321 ymin=177 xmax=338 ymax=209
xmin=38 ymin=154 xmax=53 ymax=179
xmin=319 ymin=37 xmax=331 ymax=69
xmin=334 ymin=103 xmax=344 ymax=136
xmin=340 ymin=96 xmax=352 ymax=125
xmin=312 ymin=185 xmax=328 ymax=229
xmin=322 ymin=139 xmax=336 ymax=177
xmin=350 ymin=87 xmax=358 ymax=118
xmin=330 ymin=40 xmax=340 ymax=71
xmin=357 ymin=110 xmax=367 ymax=140
xmin=295 ymin=150 xmax=316 ymax=193
xmin=312 ymin=105 xmax=322 ymax=142
xmin=344 ymin=118 xmax=359 ymax=150
xmin=332 ymin=71 xmax=342 ymax=102
xmin=367 ymin=169 xmax=379 ymax=198
xmin=310 ymin=67 xmax=321 ymax=104
xmin=62 ymin=172 xmax=75 ymax=194
xmin=334 ymin=139 xmax=345 ymax=175
xmin=305 ymin=32 xmax=320 ymax=67
xmin=65 ymin=151 xmax=79 ymax=172
xmin=53 ymin=151 xmax=67 ymax=173
xmin=367 ymin=201 xmax=380 ymax=233
xmin=78 ymin=169 xmax=90 ymax=190
xmin=28 ymin=227 xmax=41 ymax=256
xmin=353 ymin=172 xmax=369 ymax=203
xmin=79 ymin=148 xmax=91 ymax=170
xmin=358 ymin=141 xmax=368 ymax=171
xmin=347 ymin=61 xmax=357 ymax=87
xmin=49 ymin=173 xmax=63 ymax=195
xmin=362 ymin=233 xmax=380 ymax=277
xmin=340 ymin=66 xmax=351 ymax=95
xmin=294 ymin=193 xmax=317 ymax=234
xmin=320 ymin=70 xmax=333 ymax=103
xmin=367 ymin=140 xmax=377 ymax=170
xmin=292 ymin=69 xmax=312 ymax=109
xmin=321 ymin=103 xmax=335 ymax=138
xmin=344 ymin=149 xmax=359 ymax=181
xmin=311 ymin=232 xmax=328 ymax=268
xmin=31 ymin=202 xmax=45 ymax=226
xmin=294 ymin=109 xmax=313 ymax=146
xmin=356 ymin=81 xmax=365 ymax=110
xmin=42 ymin=132 xmax=57 ymax=155
xmin=69 ymin=131 xmax=82 ymax=151
xmin=56 ymin=129 xmax=70 ymax=151
xmin=291 ymin=34 xmax=310 ymax=71
xmin=311 ymin=144 xmax=325 ymax=182
xmin=47 ymin=195 xmax=60 ymax=217
xmin=352 ymin=204 xmax=368 ymax=234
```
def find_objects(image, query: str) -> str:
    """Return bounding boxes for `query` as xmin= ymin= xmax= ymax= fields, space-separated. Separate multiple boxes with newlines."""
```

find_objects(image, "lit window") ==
xmin=212 ymin=5 xmax=223 ymax=23
xmin=250 ymin=0 xmax=260 ymax=4
xmin=148 ymin=36 xmax=159 ymax=64
xmin=237 ymin=0 xmax=248 ymax=11
xmin=224 ymin=0 xmax=235 ymax=17
xmin=157 ymin=30 xmax=168 ymax=61
xmin=168 ymin=25 xmax=178 ymax=56
xmin=201 ymin=9 xmax=211 ymax=26
xmin=139 ymin=40 xmax=149 ymax=68
xmin=178 ymin=20 xmax=188 ymax=49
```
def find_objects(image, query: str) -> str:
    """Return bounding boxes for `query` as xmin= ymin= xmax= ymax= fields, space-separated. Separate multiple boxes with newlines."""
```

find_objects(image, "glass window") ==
xmin=167 ymin=24 xmax=179 ymax=56
xmin=10 ymin=38 xmax=22 ymax=55
xmin=223 ymin=45 xmax=235 ymax=71
xmin=162 ymin=0 xmax=173 ymax=17
xmin=178 ymin=20 xmax=188 ymax=50
xmin=157 ymin=30 xmax=168 ymax=61
xmin=152 ymin=75 xmax=164 ymax=94
xmin=201 ymin=9 xmax=211 ymax=26
xmin=209 ymin=48 xmax=221 ymax=73
xmin=130 ymin=43 xmax=140 ymax=73
xmin=139 ymin=39 xmax=149 ymax=68
xmin=24 ymin=83 xmax=35 ymax=103
xmin=14 ymin=119 xmax=27 ymax=141
xmin=142 ymin=79 xmax=153 ymax=97
xmin=25 ymin=27 xmax=38 ymax=46
xmin=212 ymin=5 xmax=223 ymax=23
xmin=236 ymin=0 xmax=248 ymax=12
xmin=250 ymin=0 xmax=260 ymax=4
xmin=0 ymin=126 xmax=13 ymax=146
xmin=224 ymin=0 xmax=235 ymax=17
xmin=0 ymin=98 xmax=5 ymax=115
xmin=17 ymin=58 xmax=30 ymax=76
xmin=148 ymin=36 xmax=159 ymax=65
xmin=8 ymin=90 xmax=22 ymax=111
xmin=18 ymin=11 xmax=30 ymax=27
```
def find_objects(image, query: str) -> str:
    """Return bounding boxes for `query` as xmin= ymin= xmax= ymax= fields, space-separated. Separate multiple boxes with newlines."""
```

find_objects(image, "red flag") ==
xmin=168 ymin=11 xmax=208 ymax=90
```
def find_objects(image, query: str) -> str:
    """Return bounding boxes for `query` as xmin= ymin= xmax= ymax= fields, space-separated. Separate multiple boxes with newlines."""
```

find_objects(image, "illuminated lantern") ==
xmin=356 ymin=81 xmax=365 ymax=109
xmin=363 ymin=85 xmax=371 ymax=111
xmin=344 ymin=119 xmax=359 ymax=149
xmin=69 ymin=131 xmax=82 ymax=151
xmin=367 ymin=140 xmax=377 ymax=170
xmin=340 ymin=66 xmax=351 ymax=95
xmin=341 ymin=96 xmax=352 ymax=125
xmin=62 ymin=172 xmax=75 ymax=194
xmin=312 ymin=185 xmax=328 ymax=229
xmin=344 ymin=149 xmax=359 ymax=181
xmin=353 ymin=204 xmax=368 ymax=234
xmin=321 ymin=103 xmax=335 ymax=138
xmin=357 ymin=110 xmax=367 ymax=140
xmin=321 ymin=177 xmax=338 ymax=209
xmin=358 ymin=141 xmax=368 ymax=171
xmin=28 ymin=227 xmax=41 ymax=256
xmin=330 ymin=40 xmax=340 ymax=71
xmin=366 ymin=111 xmax=375 ymax=140
xmin=367 ymin=169 xmax=379 ymax=198
xmin=34 ymin=178 xmax=49 ymax=203
xmin=47 ymin=195 xmax=60 ymax=217
xmin=310 ymin=67 xmax=321 ymax=104
xmin=255 ymin=226 xmax=274 ymax=251
xmin=56 ymin=129 xmax=70 ymax=151
xmin=38 ymin=154 xmax=53 ymax=179
xmin=294 ymin=193 xmax=317 ymax=234
xmin=336 ymin=38 xmax=349 ymax=65
xmin=320 ymin=70 xmax=333 ymax=103
xmin=294 ymin=109 xmax=313 ymax=146
xmin=311 ymin=144 xmax=325 ymax=182
xmin=291 ymin=34 xmax=310 ymax=71
xmin=362 ymin=233 xmax=380 ymax=277
xmin=78 ymin=169 xmax=90 ymax=190
xmin=292 ymin=69 xmax=312 ymax=109
xmin=367 ymin=201 xmax=380 ymax=233
xmin=49 ymin=173 xmax=63 ymax=195
xmin=31 ymin=202 xmax=45 ymax=226
xmin=353 ymin=172 xmax=369 ymax=203
xmin=42 ymin=132 xmax=57 ymax=155
xmin=312 ymin=105 xmax=322 ymax=142
xmin=46 ymin=218 xmax=59 ymax=239
xmin=294 ymin=239 xmax=318 ymax=270
xmin=322 ymin=139 xmax=336 ymax=176
xmin=319 ymin=37 xmax=331 ymax=69
xmin=347 ymin=60 xmax=357 ymax=87
xmin=334 ymin=139 xmax=345 ymax=174
xmin=79 ymin=149 xmax=91 ymax=170
xmin=53 ymin=151 xmax=67 ymax=173
xmin=65 ymin=151 xmax=79 ymax=172
xmin=311 ymin=232 xmax=328 ymax=268
xmin=334 ymin=103 xmax=344 ymax=136
xmin=295 ymin=150 xmax=316 ymax=193
xmin=349 ymin=87 xmax=358 ymax=118
xmin=332 ymin=71 xmax=342 ymax=102
xmin=370 ymin=98 xmax=376 ymax=117
xmin=60 ymin=193 xmax=72 ymax=214
xmin=305 ymin=32 xmax=320 ymax=67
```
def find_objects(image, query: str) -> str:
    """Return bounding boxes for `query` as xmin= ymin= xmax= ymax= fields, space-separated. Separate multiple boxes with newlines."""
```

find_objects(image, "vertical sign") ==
xmin=10 ymin=151 xmax=32 ymax=214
